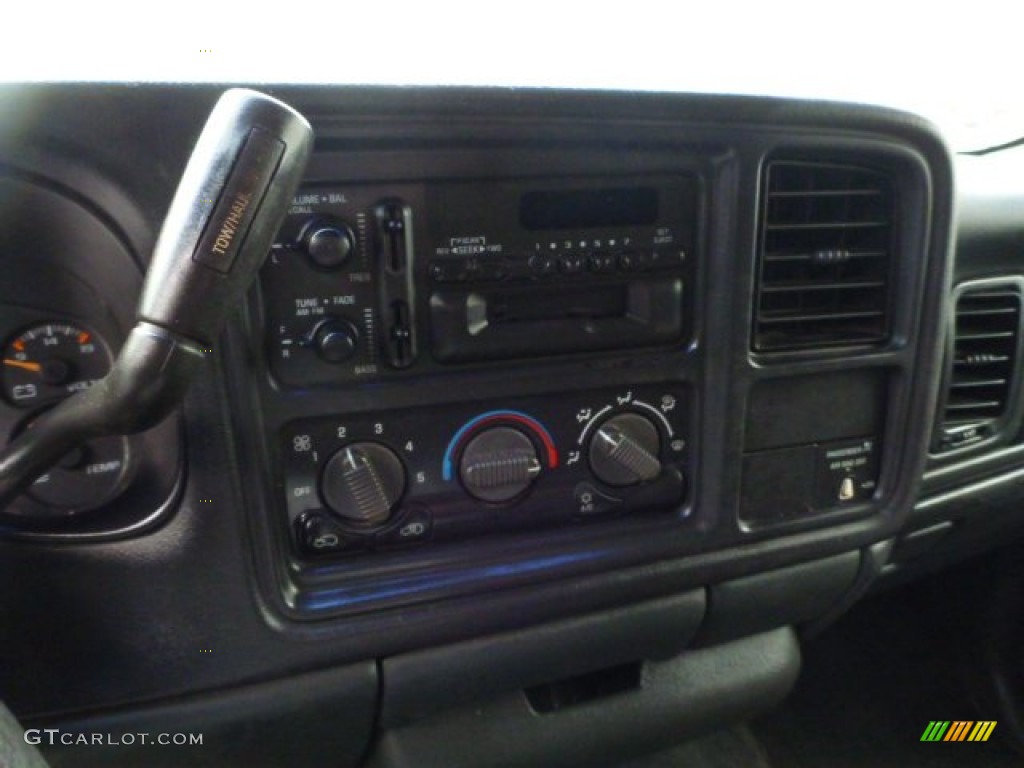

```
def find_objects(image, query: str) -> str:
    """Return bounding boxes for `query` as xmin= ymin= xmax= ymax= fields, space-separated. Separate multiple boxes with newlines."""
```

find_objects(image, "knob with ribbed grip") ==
xmin=312 ymin=318 xmax=359 ymax=363
xmin=302 ymin=218 xmax=356 ymax=270
xmin=589 ymin=412 xmax=662 ymax=487
xmin=459 ymin=426 xmax=541 ymax=503
xmin=320 ymin=442 xmax=406 ymax=527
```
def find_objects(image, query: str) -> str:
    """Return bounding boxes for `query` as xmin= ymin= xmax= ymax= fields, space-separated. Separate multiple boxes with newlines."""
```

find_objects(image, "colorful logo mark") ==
xmin=920 ymin=721 xmax=997 ymax=742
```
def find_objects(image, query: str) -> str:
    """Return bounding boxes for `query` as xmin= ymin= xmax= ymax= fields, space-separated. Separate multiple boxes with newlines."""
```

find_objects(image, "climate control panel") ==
xmin=279 ymin=384 xmax=690 ymax=557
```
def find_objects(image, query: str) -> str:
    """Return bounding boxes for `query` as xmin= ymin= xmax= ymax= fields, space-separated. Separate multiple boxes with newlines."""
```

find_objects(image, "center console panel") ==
xmin=258 ymin=172 xmax=698 ymax=562
xmin=213 ymin=89 xmax=955 ymax=630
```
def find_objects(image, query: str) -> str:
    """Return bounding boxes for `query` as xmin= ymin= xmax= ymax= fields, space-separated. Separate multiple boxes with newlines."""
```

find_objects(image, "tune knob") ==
xmin=312 ymin=317 xmax=359 ymax=363
xmin=320 ymin=442 xmax=406 ymax=527
xmin=589 ymin=413 xmax=662 ymax=487
xmin=302 ymin=219 xmax=356 ymax=269
xmin=459 ymin=426 xmax=541 ymax=503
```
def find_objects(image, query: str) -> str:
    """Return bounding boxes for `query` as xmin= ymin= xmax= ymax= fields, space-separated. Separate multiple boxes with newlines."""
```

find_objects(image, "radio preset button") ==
xmin=649 ymin=249 xmax=686 ymax=271
xmin=428 ymin=262 xmax=448 ymax=282
xmin=558 ymin=254 xmax=585 ymax=274
xmin=430 ymin=257 xmax=510 ymax=283
xmin=587 ymin=252 xmax=617 ymax=273
xmin=618 ymin=251 xmax=650 ymax=272
xmin=476 ymin=261 xmax=508 ymax=281
xmin=529 ymin=254 xmax=557 ymax=277
xmin=429 ymin=259 xmax=470 ymax=283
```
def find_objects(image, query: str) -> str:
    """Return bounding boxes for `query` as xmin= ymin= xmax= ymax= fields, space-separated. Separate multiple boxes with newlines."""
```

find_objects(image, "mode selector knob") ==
xmin=589 ymin=413 xmax=662 ymax=487
xmin=302 ymin=218 xmax=356 ymax=269
xmin=313 ymin=318 xmax=359 ymax=363
xmin=459 ymin=426 xmax=541 ymax=503
xmin=320 ymin=442 xmax=406 ymax=528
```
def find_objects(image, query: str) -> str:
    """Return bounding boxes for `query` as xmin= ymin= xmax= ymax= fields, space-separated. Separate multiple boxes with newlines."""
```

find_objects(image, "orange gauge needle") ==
xmin=3 ymin=359 xmax=42 ymax=373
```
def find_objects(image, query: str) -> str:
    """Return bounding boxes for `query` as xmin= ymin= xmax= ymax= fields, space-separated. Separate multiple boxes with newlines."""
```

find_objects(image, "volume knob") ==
xmin=320 ymin=442 xmax=406 ymax=527
xmin=302 ymin=219 xmax=356 ymax=270
xmin=589 ymin=413 xmax=662 ymax=487
xmin=459 ymin=426 xmax=541 ymax=503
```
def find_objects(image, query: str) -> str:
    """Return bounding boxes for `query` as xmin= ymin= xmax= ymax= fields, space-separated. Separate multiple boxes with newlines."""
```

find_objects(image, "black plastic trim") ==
xmin=367 ymin=628 xmax=800 ymax=768
xmin=380 ymin=589 xmax=706 ymax=728
xmin=695 ymin=551 xmax=860 ymax=646
xmin=29 ymin=662 xmax=378 ymax=768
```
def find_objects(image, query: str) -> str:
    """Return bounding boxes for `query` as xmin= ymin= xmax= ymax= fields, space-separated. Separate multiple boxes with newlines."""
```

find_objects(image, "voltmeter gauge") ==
xmin=2 ymin=322 xmax=112 ymax=408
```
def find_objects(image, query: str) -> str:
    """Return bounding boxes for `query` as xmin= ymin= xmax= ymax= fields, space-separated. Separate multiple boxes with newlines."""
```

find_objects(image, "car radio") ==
xmin=259 ymin=174 xmax=697 ymax=387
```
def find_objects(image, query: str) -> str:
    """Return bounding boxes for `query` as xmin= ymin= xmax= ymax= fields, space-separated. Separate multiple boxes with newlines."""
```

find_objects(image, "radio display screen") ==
xmin=520 ymin=187 xmax=658 ymax=230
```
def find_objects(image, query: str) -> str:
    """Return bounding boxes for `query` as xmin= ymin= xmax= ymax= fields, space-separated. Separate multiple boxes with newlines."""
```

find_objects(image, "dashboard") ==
xmin=0 ymin=83 xmax=1020 ymax=767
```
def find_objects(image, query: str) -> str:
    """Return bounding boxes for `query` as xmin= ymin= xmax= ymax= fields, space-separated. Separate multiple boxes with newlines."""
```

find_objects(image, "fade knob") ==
xmin=320 ymin=442 xmax=405 ymax=527
xmin=589 ymin=413 xmax=662 ymax=487
xmin=459 ymin=426 xmax=541 ymax=503
xmin=312 ymin=318 xmax=359 ymax=363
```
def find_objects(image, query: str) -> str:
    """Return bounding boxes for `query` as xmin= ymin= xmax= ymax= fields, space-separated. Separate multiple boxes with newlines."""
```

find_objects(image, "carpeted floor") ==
xmin=751 ymin=562 xmax=1022 ymax=767
xmin=624 ymin=551 xmax=1024 ymax=767
xmin=619 ymin=725 xmax=772 ymax=768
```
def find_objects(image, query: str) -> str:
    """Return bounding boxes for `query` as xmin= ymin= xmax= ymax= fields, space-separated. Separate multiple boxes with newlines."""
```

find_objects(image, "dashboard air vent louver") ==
xmin=937 ymin=287 xmax=1022 ymax=450
xmin=754 ymin=162 xmax=893 ymax=351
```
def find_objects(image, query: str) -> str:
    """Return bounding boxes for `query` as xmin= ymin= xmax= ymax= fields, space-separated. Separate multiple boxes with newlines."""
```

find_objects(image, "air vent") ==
xmin=754 ymin=162 xmax=894 ymax=351
xmin=937 ymin=287 xmax=1022 ymax=451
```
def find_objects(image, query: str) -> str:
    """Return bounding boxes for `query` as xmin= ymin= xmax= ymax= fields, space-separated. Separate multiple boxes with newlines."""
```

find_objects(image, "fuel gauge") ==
xmin=2 ymin=322 xmax=112 ymax=408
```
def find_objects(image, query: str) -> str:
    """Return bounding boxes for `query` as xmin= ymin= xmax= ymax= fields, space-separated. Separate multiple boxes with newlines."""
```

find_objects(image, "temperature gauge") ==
xmin=2 ymin=322 xmax=112 ymax=408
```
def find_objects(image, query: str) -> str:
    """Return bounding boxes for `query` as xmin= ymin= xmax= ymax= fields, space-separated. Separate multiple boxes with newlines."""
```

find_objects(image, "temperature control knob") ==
xmin=459 ymin=426 xmax=541 ymax=503
xmin=589 ymin=413 xmax=662 ymax=487
xmin=320 ymin=442 xmax=405 ymax=527
xmin=302 ymin=219 xmax=355 ymax=269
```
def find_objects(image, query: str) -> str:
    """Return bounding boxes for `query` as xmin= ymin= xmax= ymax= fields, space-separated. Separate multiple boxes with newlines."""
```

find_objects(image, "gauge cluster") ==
xmin=2 ymin=322 xmax=111 ymax=408
xmin=0 ymin=301 xmax=183 ymax=538
xmin=1 ymin=320 xmax=131 ymax=515
xmin=0 ymin=173 xmax=185 ymax=540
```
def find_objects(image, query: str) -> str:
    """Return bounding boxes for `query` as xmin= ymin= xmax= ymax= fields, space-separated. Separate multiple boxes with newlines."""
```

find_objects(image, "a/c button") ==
xmin=574 ymin=483 xmax=622 ymax=517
